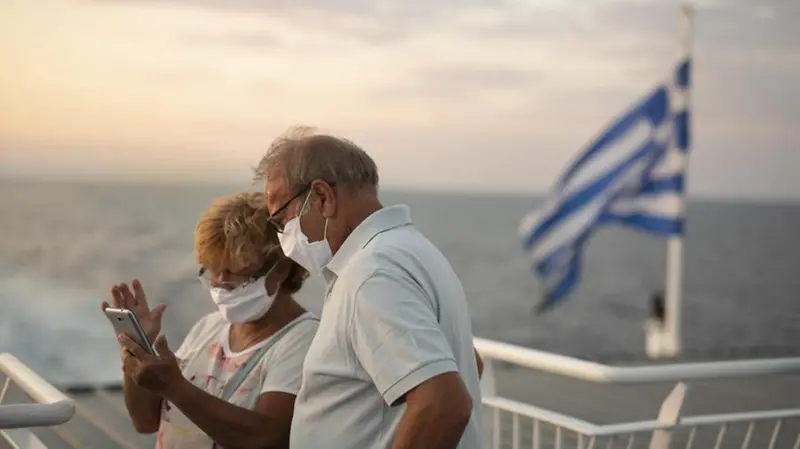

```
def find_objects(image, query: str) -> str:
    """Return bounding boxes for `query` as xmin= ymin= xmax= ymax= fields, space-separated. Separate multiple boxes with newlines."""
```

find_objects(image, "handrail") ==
xmin=473 ymin=337 xmax=800 ymax=384
xmin=0 ymin=353 xmax=75 ymax=429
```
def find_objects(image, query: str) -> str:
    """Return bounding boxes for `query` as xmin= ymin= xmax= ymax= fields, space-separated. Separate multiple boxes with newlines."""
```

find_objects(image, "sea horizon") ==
xmin=2 ymin=174 xmax=798 ymax=206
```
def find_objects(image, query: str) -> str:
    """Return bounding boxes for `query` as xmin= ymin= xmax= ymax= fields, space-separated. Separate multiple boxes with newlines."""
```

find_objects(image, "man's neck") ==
xmin=331 ymin=192 xmax=382 ymax=254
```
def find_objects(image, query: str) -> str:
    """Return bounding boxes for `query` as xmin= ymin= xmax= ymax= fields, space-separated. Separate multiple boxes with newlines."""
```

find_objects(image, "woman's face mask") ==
xmin=198 ymin=261 xmax=281 ymax=324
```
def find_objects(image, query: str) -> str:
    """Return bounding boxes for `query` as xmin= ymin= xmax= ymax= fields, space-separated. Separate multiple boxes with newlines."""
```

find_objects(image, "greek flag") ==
xmin=520 ymin=58 xmax=691 ymax=310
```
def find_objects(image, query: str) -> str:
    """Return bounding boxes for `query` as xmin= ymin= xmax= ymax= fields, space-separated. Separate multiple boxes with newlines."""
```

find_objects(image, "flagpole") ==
xmin=662 ymin=4 xmax=694 ymax=358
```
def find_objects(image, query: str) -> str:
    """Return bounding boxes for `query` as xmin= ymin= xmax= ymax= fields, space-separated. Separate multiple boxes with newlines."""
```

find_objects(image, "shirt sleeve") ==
xmin=349 ymin=270 xmax=458 ymax=406
xmin=259 ymin=319 xmax=319 ymax=395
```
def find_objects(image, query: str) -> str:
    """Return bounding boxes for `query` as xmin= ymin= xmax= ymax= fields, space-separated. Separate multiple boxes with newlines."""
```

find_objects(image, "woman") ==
xmin=101 ymin=191 xmax=318 ymax=449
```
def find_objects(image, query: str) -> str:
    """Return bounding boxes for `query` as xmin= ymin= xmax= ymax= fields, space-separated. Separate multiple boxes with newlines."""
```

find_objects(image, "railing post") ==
xmin=648 ymin=382 xmax=689 ymax=449
xmin=480 ymin=357 xmax=498 ymax=449
xmin=480 ymin=358 xmax=497 ymax=398
xmin=0 ymin=378 xmax=10 ymax=404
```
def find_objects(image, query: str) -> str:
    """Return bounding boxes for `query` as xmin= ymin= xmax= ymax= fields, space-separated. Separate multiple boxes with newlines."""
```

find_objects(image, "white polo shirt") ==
xmin=290 ymin=205 xmax=483 ymax=449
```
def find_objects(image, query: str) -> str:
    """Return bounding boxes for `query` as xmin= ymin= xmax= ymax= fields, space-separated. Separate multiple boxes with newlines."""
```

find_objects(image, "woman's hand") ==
xmin=118 ymin=333 xmax=184 ymax=395
xmin=102 ymin=279 xmax=167 ymax=343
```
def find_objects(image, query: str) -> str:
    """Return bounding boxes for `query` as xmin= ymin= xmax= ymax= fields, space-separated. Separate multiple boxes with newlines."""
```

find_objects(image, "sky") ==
xmin=1 ymin=0 xmax=798 ymax=199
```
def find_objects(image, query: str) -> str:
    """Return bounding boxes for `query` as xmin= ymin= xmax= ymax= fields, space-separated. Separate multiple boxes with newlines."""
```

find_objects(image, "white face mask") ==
xmin=201 ymin=264 xmax=280 ymax=324
xmin=278 ymin=191 xmax=333 ymax=276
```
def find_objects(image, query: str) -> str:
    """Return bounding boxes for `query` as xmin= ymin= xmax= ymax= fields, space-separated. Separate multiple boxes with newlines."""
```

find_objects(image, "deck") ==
xmin=4 ymin=356 xmax=800 ymax=449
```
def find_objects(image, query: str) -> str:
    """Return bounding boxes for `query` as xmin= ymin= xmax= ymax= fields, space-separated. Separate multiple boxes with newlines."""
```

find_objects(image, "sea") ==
xmin=1 ymin=178 xmax=798 ymax=386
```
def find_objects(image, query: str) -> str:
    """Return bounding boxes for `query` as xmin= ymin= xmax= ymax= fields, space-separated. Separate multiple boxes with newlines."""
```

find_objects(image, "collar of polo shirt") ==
xmin=324 ymin=205 xmax=413 ymax=278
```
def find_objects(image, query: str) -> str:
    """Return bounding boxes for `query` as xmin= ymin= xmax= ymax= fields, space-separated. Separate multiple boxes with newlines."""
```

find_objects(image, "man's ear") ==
xmin=311 ymin=180 xmax=337 ymax=219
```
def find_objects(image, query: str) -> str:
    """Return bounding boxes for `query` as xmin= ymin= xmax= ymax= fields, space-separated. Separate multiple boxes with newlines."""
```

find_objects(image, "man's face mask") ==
xmin=275 ymin=190 xmax=333 ymax=276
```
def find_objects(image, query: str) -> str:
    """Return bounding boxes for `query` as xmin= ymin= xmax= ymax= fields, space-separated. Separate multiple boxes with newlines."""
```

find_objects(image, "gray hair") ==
xmin=254 ymin=125 xmax=379 ymax=193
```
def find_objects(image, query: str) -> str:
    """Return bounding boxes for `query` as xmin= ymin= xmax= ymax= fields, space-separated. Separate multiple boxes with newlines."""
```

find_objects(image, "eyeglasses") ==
xmin=266 ymin=186 xmax=310 ymax=234
xmin=197 ymin=262 xmax=273 ymax=291
xmin=266 ymin=181 xmax=337 ymax=234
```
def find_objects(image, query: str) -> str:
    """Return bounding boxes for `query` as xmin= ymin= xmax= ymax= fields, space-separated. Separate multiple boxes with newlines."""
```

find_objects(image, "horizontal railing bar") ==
xmin=682 ymin=409 xmax=800 ymax=426
xmin=594 ymin=409 xmax=800 ymax=436
xmin=483 ymin=396 xmax=601 ymax=435
xmin=474 ymin=337 xmax=800 ymax=384
xmin=484 ymin=395 xmax=800 ymax=437
xmin=0 ymin=353 xmax=75 ymax=429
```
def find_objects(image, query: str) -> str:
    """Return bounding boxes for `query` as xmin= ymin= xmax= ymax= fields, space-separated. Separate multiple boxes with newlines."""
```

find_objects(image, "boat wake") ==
xmin=0 ymin=276 xmax=123 ymax=387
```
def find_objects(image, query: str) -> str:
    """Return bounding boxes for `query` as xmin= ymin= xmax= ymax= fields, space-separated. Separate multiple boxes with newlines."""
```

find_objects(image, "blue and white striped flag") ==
xmin=520 ymin=58 xmax=691 ymax=311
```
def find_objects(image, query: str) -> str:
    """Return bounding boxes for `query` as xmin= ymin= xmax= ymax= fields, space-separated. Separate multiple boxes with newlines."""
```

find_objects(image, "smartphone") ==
xmin=104 ymin=307 xmax=158 ymax=356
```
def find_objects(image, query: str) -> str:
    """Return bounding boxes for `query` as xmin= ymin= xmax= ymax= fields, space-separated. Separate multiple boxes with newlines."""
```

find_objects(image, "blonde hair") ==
xmin=194 ymin=191 xmax=308 ymax=293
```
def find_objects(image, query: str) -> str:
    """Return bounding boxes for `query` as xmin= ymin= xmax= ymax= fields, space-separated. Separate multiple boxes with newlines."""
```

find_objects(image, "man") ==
xmin=256 ymin=126 xmax=483 ymax=449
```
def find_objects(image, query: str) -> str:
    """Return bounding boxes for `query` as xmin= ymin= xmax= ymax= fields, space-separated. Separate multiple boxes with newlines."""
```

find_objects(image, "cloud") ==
xmin=139 ymin=66 xmax=225 ymax=86
xmin=178 ymin=30 xmax=284 ymax=48
xmin=93 ymin=0 xmax=520 ymax=43
xmin=420 ymin=66 xmax=542 ymax=89
xmin=3 ymin=0 xmax=799 ymax=196
xmin=372 ymin=65 xmax=542 ymax=106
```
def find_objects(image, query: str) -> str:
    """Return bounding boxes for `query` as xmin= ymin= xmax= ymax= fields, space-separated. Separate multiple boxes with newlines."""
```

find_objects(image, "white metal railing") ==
xmin=474 ymin=338 xmax=800 ymax=449
xmin=474 ymin=338 xmax=800 ymax=384
xmin=0 ymin=353 xmax=75 ymax=429
xmin=485 ymin=395 xmax=800 ymax=449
